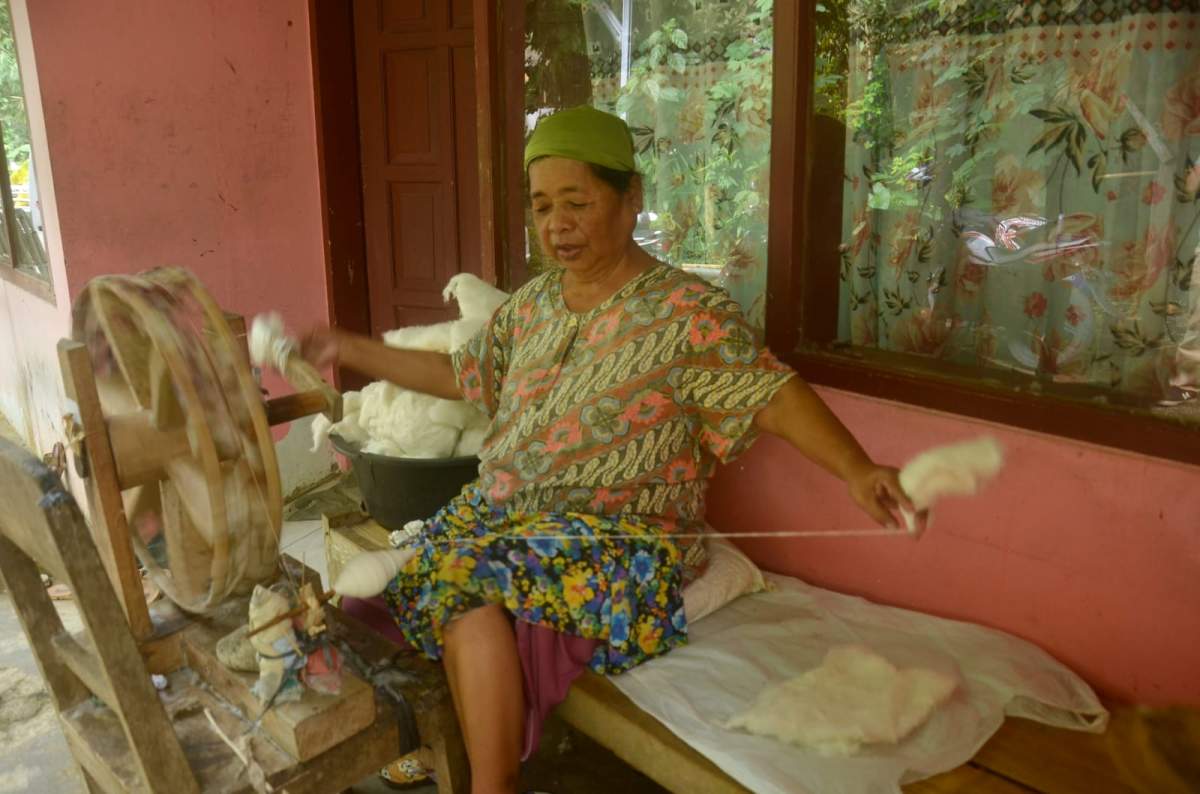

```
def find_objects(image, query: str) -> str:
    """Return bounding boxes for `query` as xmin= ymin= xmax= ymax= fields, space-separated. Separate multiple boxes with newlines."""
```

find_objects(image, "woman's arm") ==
xmin=301 ymin=328 xmax=462 ymax=401
xmin=754 ymin=376 xmax=914 ymax=528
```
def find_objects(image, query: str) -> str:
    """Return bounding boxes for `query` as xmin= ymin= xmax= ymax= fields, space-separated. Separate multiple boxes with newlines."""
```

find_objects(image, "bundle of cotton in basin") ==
xmin=312 ymin=274 xmax=508 ymax=458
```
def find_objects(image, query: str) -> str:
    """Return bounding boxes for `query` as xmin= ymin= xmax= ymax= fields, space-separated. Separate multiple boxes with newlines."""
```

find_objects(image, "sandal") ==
xmin=379 ymin=750 xmax=433 ymax=790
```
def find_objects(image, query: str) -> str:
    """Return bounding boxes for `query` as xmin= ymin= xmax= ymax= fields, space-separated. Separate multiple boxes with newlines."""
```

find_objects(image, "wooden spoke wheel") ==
xmin=74 ymin=268 xmax=283 ymax=613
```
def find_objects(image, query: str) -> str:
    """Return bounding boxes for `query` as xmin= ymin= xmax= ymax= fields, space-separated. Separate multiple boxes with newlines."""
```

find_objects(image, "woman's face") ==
xmin=528 ymin=157 xmax=641 ymax=273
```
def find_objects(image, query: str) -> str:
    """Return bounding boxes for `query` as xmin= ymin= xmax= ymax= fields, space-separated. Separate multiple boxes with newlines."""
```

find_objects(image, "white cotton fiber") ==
xmin=351 ymin=384 xmax=459 ymax=458
xmin=321 ymin=274 xmax=509 ymax=460
xmin=725 ymin=644 xmax=960 ymax=756
xmin=363 ymin=439 xmax=405 ymax=457
xmin=429 ymin=399 xmax=481 ymax=428
xmin=403 ymin=423 xmax=459 ymax=459
xmin=248 ymin=312 xmax=292 ymax=371
xmin=454 ymin=426 xmax=489 ymax=457
xmin=449 ymin=317 xmax=487 ymax=352
xmin=383 ymin=321 xmax=457 ymax=352
xmin=443 ymin=273 xmax=508 ymax=320
xmin=332 ymin=548 xmax=419 ymax=598
xmin=310 ymin=413 xmax=334 ymax=452
xmin=899 ymin=437 xmax=1003 ymax=511
xmin=897 ymin=436 xmax=1003 ymax=533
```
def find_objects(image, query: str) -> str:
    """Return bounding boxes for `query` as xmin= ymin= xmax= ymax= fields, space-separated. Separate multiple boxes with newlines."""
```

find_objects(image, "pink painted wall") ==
xmin=708 ymin=387 xmax=1200 ymax=706
xmin=26 ymin=0 xmax=328 ymax=341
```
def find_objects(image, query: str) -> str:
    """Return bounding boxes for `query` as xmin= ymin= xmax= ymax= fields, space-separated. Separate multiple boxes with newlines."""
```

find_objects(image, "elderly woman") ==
xmin=304 ymin=106 xmax=913 ymax=794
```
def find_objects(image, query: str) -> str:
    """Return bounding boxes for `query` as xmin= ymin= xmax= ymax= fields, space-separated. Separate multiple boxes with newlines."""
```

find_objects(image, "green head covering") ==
xmin=523 ymin=106 xmax=636 ymax=173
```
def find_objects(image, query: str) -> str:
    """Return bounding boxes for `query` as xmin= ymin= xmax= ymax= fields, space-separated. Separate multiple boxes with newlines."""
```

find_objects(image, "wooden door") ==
xmin=353 ymin=0 xmax=480 ymax=335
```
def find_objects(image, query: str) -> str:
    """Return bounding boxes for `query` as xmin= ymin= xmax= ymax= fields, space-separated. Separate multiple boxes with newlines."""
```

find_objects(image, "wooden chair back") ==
xmin=0 ymin=437 xmax=199 ymax=793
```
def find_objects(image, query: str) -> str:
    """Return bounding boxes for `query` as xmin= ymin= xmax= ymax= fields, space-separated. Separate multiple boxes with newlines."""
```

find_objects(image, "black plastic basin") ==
xmin=330 ymin=434 xmax=479 ymax=531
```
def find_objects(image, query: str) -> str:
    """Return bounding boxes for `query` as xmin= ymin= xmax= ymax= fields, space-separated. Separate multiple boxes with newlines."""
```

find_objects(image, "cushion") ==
xmin=682 ymin=536 xmax=766 ymax=624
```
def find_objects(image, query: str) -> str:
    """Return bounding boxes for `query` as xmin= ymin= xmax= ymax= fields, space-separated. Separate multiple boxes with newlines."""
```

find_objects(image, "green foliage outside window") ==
xmin=0 ymin=2 xmax=30 ymax=171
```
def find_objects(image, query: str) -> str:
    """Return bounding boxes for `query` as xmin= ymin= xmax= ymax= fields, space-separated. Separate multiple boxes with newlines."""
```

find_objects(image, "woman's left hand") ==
xmin=845 ymin=464 xmax=920 ymax=530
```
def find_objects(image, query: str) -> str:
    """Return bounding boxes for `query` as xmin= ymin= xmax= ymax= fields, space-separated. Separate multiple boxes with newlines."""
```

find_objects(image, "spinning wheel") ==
xmin=63 ymin=267 xmax=340 ymax=619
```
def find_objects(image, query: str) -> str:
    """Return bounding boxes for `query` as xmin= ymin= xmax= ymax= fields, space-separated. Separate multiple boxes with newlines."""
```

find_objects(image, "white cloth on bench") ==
xmin=610 ymin=573 xmax=1107 ymax=794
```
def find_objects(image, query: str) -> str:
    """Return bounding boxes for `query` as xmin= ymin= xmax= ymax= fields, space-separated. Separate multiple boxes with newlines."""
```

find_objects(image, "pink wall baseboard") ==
xmin=707 ymin=387 xmax=1200 ymax=706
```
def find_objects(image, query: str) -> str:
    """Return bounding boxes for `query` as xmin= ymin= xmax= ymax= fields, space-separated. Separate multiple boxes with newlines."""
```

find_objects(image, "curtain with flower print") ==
xmin=837 ymin=1 xmax=1200 ymax=409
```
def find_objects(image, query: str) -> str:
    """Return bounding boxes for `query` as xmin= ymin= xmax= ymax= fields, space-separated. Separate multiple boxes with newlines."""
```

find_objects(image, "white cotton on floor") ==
xmin=310 ymin=273 xmax=509 ymax=459
xmin=724 ymin=644 xmax=959 ymax=756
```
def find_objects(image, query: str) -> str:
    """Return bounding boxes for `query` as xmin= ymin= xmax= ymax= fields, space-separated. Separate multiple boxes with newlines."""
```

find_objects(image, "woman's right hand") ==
xmin=299 ymin=327 xmax=342 ymax=369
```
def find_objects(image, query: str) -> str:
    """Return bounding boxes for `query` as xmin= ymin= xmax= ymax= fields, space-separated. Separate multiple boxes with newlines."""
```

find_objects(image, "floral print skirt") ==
xmin=383 ymin=483 xmax=687 ymax=674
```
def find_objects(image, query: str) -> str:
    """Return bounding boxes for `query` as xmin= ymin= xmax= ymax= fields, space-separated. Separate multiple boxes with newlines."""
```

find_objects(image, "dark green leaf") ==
xmin=1010 ymin=63 xmax=1035 ymax=84
xmin=1175 ymin=163 xmax=1200 ymax=202
xmin=1028 ymin=123 xmax=1069 ymax=155
xmin=1091 ymin=153 xmax=1106 ymax=193
xmin=917 ymin=240 xmax=933 ymax=264
xmin=1065 ymin=130 xmax=1084 ymax=176
xmin=1149 ymin=300 xmax=1184 ymax=317
xmin=1178 ymin=256 xmax=1195 ymax=291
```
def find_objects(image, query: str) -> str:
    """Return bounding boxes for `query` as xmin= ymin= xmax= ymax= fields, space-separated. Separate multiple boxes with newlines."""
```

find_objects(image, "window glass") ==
xmin=0 ymin=0 xmax=47 ymax=280
xmin=524 ymin=0 xmax=774 ymax=327
xmin=818 ymin=1 xmax=1200 ymax=421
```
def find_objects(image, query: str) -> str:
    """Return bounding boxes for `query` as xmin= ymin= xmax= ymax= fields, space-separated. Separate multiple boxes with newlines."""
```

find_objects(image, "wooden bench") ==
xmin=324 ymin=513 xmax=1189 ymax=794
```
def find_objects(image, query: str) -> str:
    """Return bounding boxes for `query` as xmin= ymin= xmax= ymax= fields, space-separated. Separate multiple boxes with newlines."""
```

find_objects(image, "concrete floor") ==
xmin=0 ymin=517 xmax=667 ymax=794
xmin=0 ymin=594 xmax=86 ymax=793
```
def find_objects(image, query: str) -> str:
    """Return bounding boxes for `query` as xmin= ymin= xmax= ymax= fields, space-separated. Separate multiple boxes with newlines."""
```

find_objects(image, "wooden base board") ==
xmin=179 ymin=597 xmax=376 ymax=763
xmin=62 ymin=665 xmax=405 ymax=794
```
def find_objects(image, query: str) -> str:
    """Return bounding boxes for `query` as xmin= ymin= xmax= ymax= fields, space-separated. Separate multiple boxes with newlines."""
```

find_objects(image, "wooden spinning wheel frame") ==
xmin=60 ymin=267 xmax=340 ymax=634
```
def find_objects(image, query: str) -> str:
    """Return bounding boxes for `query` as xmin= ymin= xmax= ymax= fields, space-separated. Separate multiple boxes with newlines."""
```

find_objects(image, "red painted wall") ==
xmin=26 ymin=0 xmax=328 ymax=334
xmin=708 ymin=387 xmax=1200 ymax=706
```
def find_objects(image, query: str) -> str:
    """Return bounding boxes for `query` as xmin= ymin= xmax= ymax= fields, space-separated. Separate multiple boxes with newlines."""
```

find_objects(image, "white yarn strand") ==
xmin=388 ymin=527 xmax=914 ymax=551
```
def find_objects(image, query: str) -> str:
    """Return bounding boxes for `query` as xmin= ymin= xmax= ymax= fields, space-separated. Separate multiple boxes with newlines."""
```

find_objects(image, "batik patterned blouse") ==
xmin=452 ymin=263 xmax=794 ymax=536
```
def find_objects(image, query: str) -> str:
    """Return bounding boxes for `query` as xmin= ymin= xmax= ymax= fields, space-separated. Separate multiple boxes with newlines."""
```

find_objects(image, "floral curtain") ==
xmin=838 ymin=1 xmax=1200 ymax=408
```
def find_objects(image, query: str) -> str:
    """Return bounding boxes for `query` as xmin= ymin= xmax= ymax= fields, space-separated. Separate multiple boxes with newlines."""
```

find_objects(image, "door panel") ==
xmin=389 ymin=182 xmax=455 ymax=292
xmin=450 ymin=0 xmax=472 ymax=29
xmin=383 ymin=50 xmax=442 ymax=164
xmin=381 ymin=0 xmax=431 ymax=32
xmin=355 ymin=0 xmax=479 ymax=337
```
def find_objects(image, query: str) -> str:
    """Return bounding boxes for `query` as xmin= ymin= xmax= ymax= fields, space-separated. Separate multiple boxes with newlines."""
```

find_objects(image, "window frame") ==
xmin=479 ymin=1 xmax=1200 ymax=466
xmin=0 ymin=0 xmax=52 ymax=303
xmin=767 ymin=3 xmax=1200 ymax=466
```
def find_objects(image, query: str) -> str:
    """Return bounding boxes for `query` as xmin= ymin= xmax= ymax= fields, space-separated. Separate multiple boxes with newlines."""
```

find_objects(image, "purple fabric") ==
xmin=340 ymin=597 xmax=599 ymax=762
xmin=340 ymin=595 xmax=410 ymax=646
xmin=515 ymin=620 xmax=600 ymax=760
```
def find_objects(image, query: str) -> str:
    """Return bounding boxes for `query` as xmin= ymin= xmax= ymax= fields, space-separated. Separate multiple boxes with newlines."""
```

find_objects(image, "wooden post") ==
xmin=473 ymin=0 xmax=528 ymax=291
xmin=473 ymin=0 xmax=503 ymax=287
xmin=58 ymin=339 xmax=154 ymax=641
xmin=222 ymin=312 xmax=252 ymax=370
